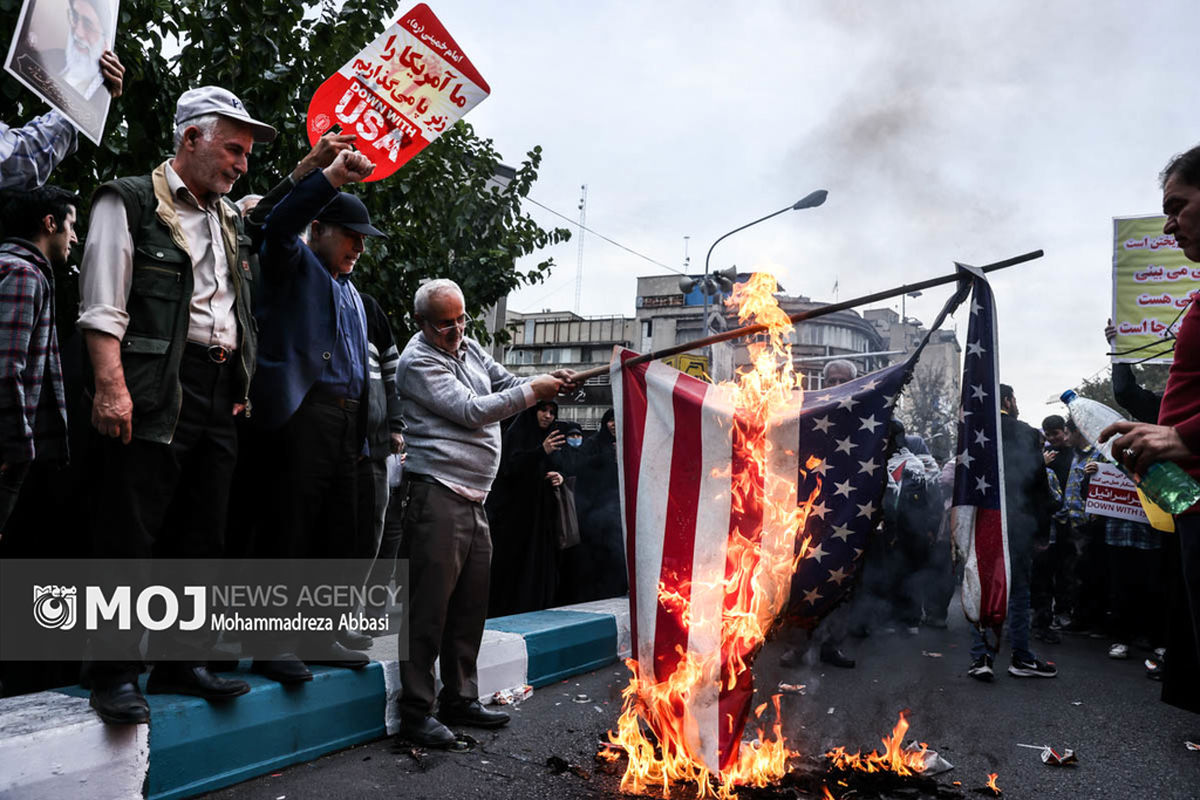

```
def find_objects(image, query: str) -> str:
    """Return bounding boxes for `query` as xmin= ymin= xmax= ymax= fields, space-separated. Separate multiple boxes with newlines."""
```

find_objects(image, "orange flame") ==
xmin=987 ymin=772 xmax=1001 ymax=794
xmin=825 ymin=712 xmax=930 ymax=776
xmin=603 ymin=272 xmax=812 ymax=798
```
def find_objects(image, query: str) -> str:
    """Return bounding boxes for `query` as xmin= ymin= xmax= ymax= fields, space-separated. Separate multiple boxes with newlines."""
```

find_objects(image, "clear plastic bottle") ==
xmin=1060 ymin=389 xmax=1200 ymax=515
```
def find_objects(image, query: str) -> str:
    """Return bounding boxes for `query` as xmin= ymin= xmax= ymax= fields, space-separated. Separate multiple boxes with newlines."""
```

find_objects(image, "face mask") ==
xmin=567 ymin=438 xmax=583 ymax=448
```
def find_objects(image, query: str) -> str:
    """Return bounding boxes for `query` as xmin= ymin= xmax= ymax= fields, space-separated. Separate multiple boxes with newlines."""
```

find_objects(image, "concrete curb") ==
xmin=0 ymin=597 xmax=630 ymax=800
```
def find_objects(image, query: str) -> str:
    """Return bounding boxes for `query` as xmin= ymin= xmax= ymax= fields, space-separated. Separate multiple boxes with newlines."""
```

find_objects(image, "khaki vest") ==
xmin=94 ymin=162 xmax=257 ymax=443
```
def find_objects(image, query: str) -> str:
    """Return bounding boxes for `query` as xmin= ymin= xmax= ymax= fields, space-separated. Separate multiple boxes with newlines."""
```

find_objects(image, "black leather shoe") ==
xmin=437 ymin=699 xmax=510 ymax=729
xmin=251 ymin=655 xmax=314 ymax=684
xmin=306 ymin=642 xmax=369 ymax=670
xmin=398 ymin=714 xmax=456 ymax=748
xmin=338 ymin=629 xmax=374 ymax=651
xmin=819 ymin=644 xmax=856 ymax=669
xmin=90 ymin=682 xmax=150 ymax=724
xmin=146 ymin=664 xmax=250 ymax=699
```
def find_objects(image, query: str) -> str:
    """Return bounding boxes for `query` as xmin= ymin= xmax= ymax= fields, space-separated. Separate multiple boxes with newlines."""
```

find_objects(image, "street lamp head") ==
xmin=793 ymin=189 xmax=828 ymax=210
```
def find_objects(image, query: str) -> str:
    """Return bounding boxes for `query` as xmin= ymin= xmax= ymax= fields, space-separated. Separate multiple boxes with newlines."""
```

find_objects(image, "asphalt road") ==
xmin=201 ymin=610 xmax=1200 ymax=800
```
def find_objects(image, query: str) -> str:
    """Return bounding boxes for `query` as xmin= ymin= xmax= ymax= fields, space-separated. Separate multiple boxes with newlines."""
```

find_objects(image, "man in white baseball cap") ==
xmin=74 ymin=86 xmax=274 ymax=724
xmin=174 ymin=85 xmax=276 ymax=143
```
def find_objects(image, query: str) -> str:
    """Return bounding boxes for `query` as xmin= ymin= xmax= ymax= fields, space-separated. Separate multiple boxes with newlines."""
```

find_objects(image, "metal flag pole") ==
xmin=567 ymin=249 xmax=1044 ymax=383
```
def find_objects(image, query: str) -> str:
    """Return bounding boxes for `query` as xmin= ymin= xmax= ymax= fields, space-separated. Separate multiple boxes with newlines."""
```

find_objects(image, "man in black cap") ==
xmin=247 ymin=148 xmax=383 ymax=682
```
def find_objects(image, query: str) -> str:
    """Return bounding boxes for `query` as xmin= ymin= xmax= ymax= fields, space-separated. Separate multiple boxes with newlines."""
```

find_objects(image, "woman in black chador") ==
xmin=486 ymin=400 xmax=565 ymax=616
xmin=557 ymin=408 xmax=628 ymax=604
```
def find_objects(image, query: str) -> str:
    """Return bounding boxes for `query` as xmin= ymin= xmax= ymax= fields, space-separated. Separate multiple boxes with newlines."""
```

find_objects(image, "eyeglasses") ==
xmin=429 ymin=315 xmax=467 ymax=335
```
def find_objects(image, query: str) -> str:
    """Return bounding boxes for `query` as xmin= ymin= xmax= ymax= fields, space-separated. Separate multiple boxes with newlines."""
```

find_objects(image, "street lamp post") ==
xmin=680 ymin=190 xmax=829 ymax=370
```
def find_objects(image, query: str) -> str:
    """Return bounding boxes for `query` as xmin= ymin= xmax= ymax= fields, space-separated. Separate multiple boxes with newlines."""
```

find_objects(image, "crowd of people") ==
xmin=0 ymin=73 xmax=623 ymax=747
xmin=799 ymin=360 xmax=1172 ymax=685
xmin=1 ymin=55 xmax=1198 ymax=755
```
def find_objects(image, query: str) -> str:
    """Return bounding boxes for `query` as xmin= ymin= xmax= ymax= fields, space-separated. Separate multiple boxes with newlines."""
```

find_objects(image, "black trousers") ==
xmin=86 ymin=349 xmax=237 ymax=685
xmin=254 ymin=395 xmax=360 ymax=653
xmin=1106 ymin=545 xmax=1164 ymax=645
xmin=1030 ymin=540 xmax=1058 ymax=630
xmin=1163 ymin=515 xmax=1200 ymax=713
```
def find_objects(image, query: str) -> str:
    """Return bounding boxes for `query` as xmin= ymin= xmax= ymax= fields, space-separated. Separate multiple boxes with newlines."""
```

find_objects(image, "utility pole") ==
xmin=574 ymin=184 xmax=587 ymax=314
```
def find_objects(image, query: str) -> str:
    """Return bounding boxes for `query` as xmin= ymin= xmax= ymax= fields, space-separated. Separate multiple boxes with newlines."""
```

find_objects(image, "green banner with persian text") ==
xmin=1111 ymin=214 xmax=1199 ymax=364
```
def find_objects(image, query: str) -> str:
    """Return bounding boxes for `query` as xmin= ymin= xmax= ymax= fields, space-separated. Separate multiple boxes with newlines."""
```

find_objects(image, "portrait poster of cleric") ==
xmin=4 ymin=0 xmax=118 ymax=144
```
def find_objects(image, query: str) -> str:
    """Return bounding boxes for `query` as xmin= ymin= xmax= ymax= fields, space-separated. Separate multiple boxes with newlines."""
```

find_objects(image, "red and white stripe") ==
xmin=611 ymin=348 xmax=800 ymax=772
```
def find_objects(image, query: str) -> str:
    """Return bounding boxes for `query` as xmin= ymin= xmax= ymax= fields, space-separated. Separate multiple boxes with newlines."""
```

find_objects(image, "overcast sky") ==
xmin=395 ymin=0 xmax=1191 ymax=418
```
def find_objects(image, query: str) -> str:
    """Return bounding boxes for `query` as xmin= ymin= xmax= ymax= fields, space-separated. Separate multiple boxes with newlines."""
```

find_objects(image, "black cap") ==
xmin=316 ymin=192 xmax=386 ymax=238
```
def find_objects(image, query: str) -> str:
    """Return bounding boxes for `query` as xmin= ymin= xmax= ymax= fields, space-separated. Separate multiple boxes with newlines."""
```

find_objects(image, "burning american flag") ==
xmin=607 ymin=273 xmax=975 ymax=796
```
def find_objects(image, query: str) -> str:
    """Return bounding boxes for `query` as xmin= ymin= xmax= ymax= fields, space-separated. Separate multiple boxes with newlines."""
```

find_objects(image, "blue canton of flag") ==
xmin=787 ymin=359 xmax=915 ymax=626
xmin=950 ymin=270 xmax=1010 ymax=629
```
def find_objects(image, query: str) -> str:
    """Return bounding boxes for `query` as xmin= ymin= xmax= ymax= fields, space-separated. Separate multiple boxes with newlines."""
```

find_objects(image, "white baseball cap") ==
xmin=174 ymin=86 xmax=277 ymax=143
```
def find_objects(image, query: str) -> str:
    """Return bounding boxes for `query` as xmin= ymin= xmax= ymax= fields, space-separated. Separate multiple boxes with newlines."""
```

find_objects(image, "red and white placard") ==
xmin=306 ymin=4 xmax=490 ymax=181
xmin=1085 ymin=463 xmax=1151 ymax=524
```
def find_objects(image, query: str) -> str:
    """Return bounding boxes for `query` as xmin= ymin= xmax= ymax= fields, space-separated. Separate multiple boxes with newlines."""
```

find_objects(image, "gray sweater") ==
xmin=396 ymin=332 xmax=533 ymax=492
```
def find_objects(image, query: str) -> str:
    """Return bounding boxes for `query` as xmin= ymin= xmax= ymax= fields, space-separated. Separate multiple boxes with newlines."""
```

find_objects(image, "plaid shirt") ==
xmin=1056 ymin=445 xmax=1097 ymax=526
xmin=0 ymin=240 xmax=67 ymax=464
xmin=0 ymin=112 xmax=77 ymax=191
xmin=1104 ymin=517 xmax=1160 ymax=549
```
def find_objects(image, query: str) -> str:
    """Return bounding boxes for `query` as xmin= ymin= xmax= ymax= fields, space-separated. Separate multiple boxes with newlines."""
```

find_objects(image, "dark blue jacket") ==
xmin=251 ymin=170 xmax=368 ymax=431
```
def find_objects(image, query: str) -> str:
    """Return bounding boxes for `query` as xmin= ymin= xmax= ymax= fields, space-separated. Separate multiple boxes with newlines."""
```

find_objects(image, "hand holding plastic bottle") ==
xmin=1099 ymin=420 xmax=1193 ymax=476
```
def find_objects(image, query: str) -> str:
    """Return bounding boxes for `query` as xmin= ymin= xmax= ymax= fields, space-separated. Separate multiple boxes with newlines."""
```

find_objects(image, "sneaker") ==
xmin=1009 ymin=657 xmax=1057 ymax=678
xmin=968 ymin=655 xmax=994 ymax=681
xmin=1108 ymin=643 xmax=1129 ymax=659
xmin=904 ymin=626 xmax=921 ymax=636
xmin=1051 ymin=614 xmax=1071 ymax=631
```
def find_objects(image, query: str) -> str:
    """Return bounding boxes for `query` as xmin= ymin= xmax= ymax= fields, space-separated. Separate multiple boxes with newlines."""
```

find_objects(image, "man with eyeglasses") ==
xmin=393 ymin=278 xmax=576 ymax=747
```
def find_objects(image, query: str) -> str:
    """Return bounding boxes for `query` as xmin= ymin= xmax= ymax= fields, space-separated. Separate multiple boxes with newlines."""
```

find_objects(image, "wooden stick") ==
xmin=567 ymin=249 xmax=1043 ymax=382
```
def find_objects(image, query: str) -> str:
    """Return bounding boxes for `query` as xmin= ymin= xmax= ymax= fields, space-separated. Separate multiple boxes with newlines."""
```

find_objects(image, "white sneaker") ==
xmin=1108 ymin=643 xmax=1129 ymax=659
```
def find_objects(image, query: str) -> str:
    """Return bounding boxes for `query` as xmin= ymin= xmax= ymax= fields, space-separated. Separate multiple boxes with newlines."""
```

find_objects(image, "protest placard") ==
xmin=4 ymin=0 xmax=118 ymax=144
xmin=306 ymin=3 xmax=490 ymax=182
xmin=1085 ymin=462 xmax=1150 ymax=524
xmin=1111 ymin=214 xmax=1200 ymax=364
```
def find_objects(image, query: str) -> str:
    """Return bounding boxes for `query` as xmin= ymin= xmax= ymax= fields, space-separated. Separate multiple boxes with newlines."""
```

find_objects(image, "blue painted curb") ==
xmin=7 ymin=601 xmax=627 ymax=799
xmin=488 ymin=609 xmax=619 ymax=687
xmin=61 ymin=665 xmax=388 ymax=800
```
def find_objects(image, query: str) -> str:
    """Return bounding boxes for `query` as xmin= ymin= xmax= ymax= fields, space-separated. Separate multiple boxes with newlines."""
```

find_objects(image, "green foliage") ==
xmin=1074 ymin=363 xmax=1170 ymax=416
xmin=1 ymin=0 xmax=568 ymax=342
xmin=899 ymin=361 xmax=957 ymax=463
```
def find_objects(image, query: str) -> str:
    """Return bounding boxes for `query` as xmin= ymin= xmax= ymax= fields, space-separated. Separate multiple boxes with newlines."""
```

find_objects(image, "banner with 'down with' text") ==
xmin=307 ymin=3 xmax=490 ymax=181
